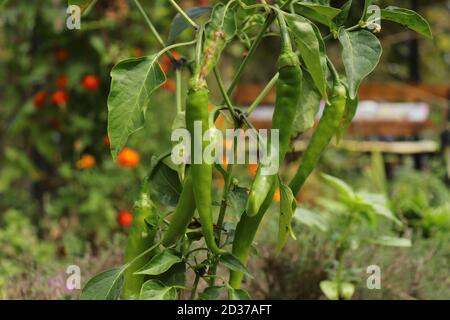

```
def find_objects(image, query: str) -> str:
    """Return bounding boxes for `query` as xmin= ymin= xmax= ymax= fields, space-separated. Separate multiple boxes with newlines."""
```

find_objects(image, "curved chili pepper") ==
xmin=186 ymin=86 xmax=226 ymax=255
xmin=161 ymin=170 xmax=196 ymax=247
xmin=289 ymin=82 xmax=347 ymax=196
xmin=246 ymin=14 xmax=302 ymax=216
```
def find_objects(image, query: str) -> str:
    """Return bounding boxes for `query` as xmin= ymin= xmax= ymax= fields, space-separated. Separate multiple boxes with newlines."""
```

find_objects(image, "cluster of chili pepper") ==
xmin=161 ymin=3 xmax=233 ymax=256
xmin=230 ymin=13 xmax=302 ymax=288
xmin=122 ymin=4 xmax=351 ymax=296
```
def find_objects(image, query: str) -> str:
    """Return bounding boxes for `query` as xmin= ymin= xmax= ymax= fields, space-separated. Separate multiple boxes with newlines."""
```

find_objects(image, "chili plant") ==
xmin=78 ymin=0 xmax=432 ymax=300
xmin=295 ymin=173 xmax=412 ymax=300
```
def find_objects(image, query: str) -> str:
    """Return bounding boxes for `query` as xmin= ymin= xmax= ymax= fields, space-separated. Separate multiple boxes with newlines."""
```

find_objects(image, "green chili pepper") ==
xmin=246 ymin=14 xmax=301 ymax=217
xmin=186 ymin=86 xmax=226 ymax=255
xmin=289 ymin=82 xmax=347 ymax=196
xmin=122 ymin=190 xmax=158 ymax=299
xmin=337 ymin=94 xmax=359 ymax=142
xmin=229 ymin=178 xmax=277 ymax=289
xmin=161 ymin=170 xmax=196 ymax=247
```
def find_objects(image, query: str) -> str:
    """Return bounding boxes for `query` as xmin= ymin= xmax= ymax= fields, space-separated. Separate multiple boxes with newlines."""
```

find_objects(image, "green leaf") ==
xmin=294 ymin=3 xmax=341 ymax=27
xmin=220 ymin=254 xmax=253 ymax=279
xmin=381 ymin=6 xmax=432 ymax=39
xmin=356 ymin=191 xmax=402 ymax=226
xmin=198 ymin=286 xmax=224 ymax=300
xmin=107 ymin=55 xmax=166 ymax=159
xmin=135 ymin=249 xmax=182 ymax=276
xmin=321 ymin=173 xmax=355 ymax=200
xmin=340 ymin=282 xmax=355 ymax=300
xmin=80 ymin=267 xmax=124 ymax=300
xmin=150 ymin=262 xmax=186 ymax=288
xmin=150 ymin=156 xmax=182 ymax=207
xmin=206 ymin=2 xmax=237 ymax=41
xmin=277 ymin=181 xmax=297 ymax=253
xmin=228 ymin=186 xmax=248 ymax=217
xmin=333 ymin=0 xmax=352 ymax=27
xmin=230 ymin=288 xmax=251 ymax=300
xmin=294 ymin=207 xmax=329 ymax=232
xmin=338 ymin=29 xmax=382 ymax=99
xmin=369 ymin=236 xmax=412 ymax=247
xmin=68 ymin=0 xmax=94 ymax=13
xmin=362 ymin=0 xmax=373 ymax=20
xmin=291 ymin=69 xmax=322 ymax=138
xmin=320 ymin=280 xmax=339 ymax=300
xmin=139 ymin=280 xmax=177 ymax=300
xmin=285 ymin=14 xmax=327 ymax=99
xmin=168 ymin=7 xmax=212 ymax=44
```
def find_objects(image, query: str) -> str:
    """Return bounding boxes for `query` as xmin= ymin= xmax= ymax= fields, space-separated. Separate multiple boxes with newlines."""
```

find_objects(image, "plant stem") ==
xmin=168 ymin=0 xmax=199 ymax=29
xmin=133 ymin=0 xmax=175 ymax=62
xmin=226 ymin=10 xmax=276 ymax=96
xmin=207 ymin=75 xmax=241 ymax=285
xmin=323 ymin=24 xmax=362 ymax=41
xmin=226 ymin=0 xmax=294 ymax=96
xmin=213 ymin=67 xmax=238 ymax=126
xmin=176 ymin=69 xmax=182 ymax=113
xmin=247 ymin=73 xmax=279 ymax=115
xmin=190 ymin=273 xmax=200 ymax=300
xmin=133 ymin=0 xmax=165 ymax=47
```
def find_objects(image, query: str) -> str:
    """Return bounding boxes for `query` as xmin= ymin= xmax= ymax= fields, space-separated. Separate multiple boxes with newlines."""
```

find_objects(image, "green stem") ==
xmin=227 ymin=0 xmax=293 ymax=96
xmin=133 ymin=0 xmax=175 ymax=62
xmin=214 ymin=67 xmax=238 ymax=126
xmin=168 ymin=0 xmax=199 ymax=29
xmin=190 ymin=273 xmax=200 ymax=300
xmin=226 ymin=10 xmax=276 ymax=96
xmin=247 ymin=73 xmax=279 ymax=115
xmin=208 ymin=136 xmax=237 ymax=286
xmin=323 ymin=24 xmax=361 ymax=41
xmin=276 ymin=10 xmax=292 ymax=51
xmin=326 ymin=57 xmax=340 ymax=83
xmin=176 ymin=69 xmax=182 ymax=113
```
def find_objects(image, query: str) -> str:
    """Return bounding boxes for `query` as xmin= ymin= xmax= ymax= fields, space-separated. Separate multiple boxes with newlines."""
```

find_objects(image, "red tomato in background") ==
xmin=55 ymin=48 xmax=69 ymax=62
xmin=104 ymin=135 xmax=110 ymax=147
xmin=55 ymin=74 xmax=68 ymax=88
xmin=162 ymin=79 xmax=176 ymax=92
xmin=33 ymin=91 xmax=47 ymax=108
xmin=162 ymin=51 xmax=182 ymax=70
xmin=117 ymin=147 xmax=140 ymax=168
xmin=51 ymin=90 xmax=68 ymax=106
xmin=81 ymin=74 xmax=100 ymax=91
xmin=117 ymin=210 xmax=133 ymax=227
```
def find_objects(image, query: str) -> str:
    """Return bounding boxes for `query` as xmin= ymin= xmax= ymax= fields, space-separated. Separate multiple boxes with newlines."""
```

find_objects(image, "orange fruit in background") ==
xmin=33 ymin=91 xmax=46 ymax=108
xmin=162 ymin=79 xmax=176 ymax=92
xmin=248 ymin=164 xmax=258 ymax=177
xmin=117 ymin=147 xmax=140 ymax=168
xmin=55 ymin=48 xmax=69 ymax=61
xmin=81 ymin=74 xmax=100 ymax=91
xmin=51 ymin=90 xmax=68 ymax=106
xmin=117 ymin=210 xmax=133 ymax=227
xmin=55 ymin=74 xmax=68 ymax=88
xmin=159 ymin=61 xmax=168 ymax=75
xmin=76 ymin=154 xmax=96 ymax=170
xmin=104 ymin=135 xmax=110 ymax=147
xmin=273 ymin=188 xmax=281 ymax=202
xmin=132 ymin=47 xmax=143 ymax=57
xmin=163 ymin=51 xmax=182 ymax=70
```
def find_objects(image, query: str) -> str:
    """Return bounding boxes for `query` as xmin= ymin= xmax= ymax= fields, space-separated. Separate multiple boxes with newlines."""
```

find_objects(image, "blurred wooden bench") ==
xmin=233 ymin=83 xmax=449 ymax=155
